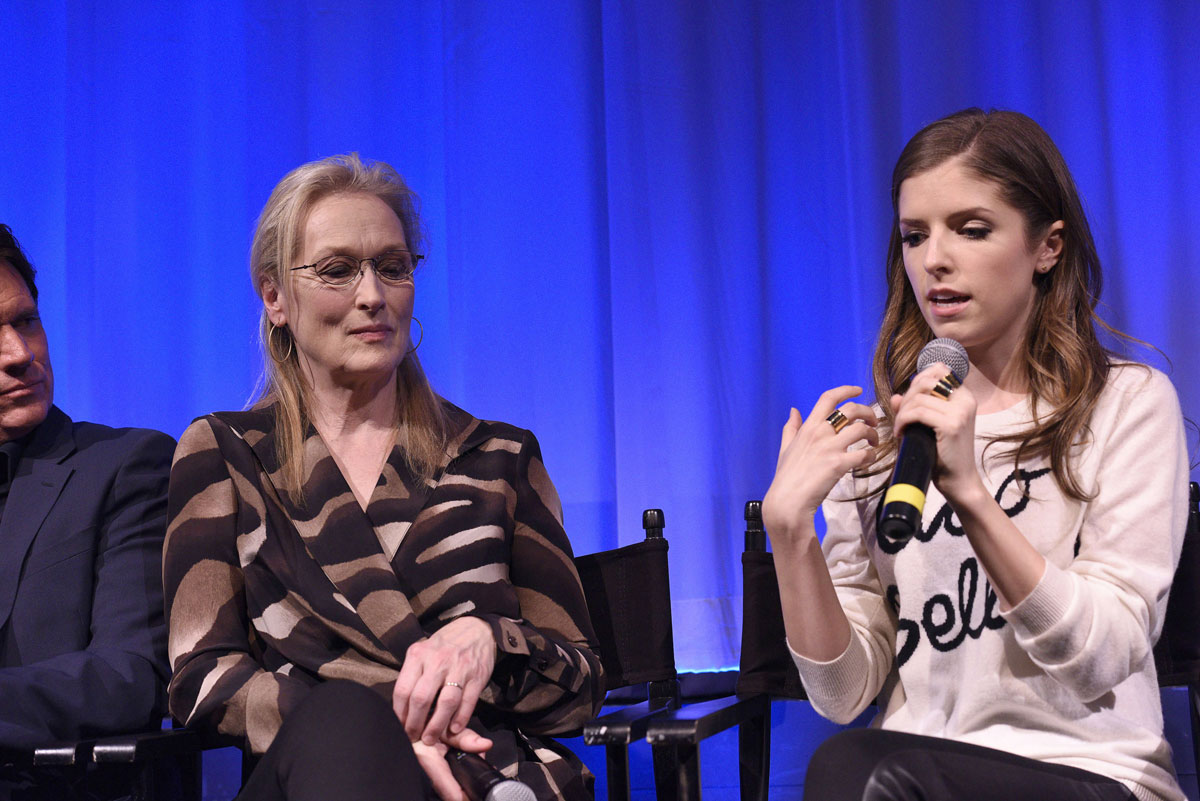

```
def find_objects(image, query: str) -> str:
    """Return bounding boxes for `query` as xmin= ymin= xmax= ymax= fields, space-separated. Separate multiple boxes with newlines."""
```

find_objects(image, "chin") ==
xmin=342 ymin=357 xmax=405 ymax=382
xmin=0 ymin=401 xmax=51 ymax=439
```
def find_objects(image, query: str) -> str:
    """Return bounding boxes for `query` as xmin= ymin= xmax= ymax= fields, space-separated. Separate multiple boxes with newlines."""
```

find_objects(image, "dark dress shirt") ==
xmin=0 ymin=436 xmax=28 ymax=523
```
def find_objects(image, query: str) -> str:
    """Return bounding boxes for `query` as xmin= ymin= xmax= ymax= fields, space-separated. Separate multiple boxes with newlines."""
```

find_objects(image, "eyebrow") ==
xmin=899 ymin=206 xmax=997 ymax=227
xmin=0 ymin=302 xmax=38 ymax=326
xmin=308 ymin=243 xmax=410 ymax=259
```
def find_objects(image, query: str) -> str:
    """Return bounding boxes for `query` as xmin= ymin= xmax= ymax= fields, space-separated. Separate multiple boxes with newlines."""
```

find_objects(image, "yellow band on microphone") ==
xmin=883 ymin=483 xmax=926 ymax=513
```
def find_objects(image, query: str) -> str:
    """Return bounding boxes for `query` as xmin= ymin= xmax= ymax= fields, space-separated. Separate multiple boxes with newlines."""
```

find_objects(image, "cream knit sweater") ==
xmin=791 ymin=364 xmax=1189 ymax=801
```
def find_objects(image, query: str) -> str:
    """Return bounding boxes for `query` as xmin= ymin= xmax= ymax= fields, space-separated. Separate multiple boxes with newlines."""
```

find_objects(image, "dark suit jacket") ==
xmin=0 ymin=405 xmax=174 ymax=747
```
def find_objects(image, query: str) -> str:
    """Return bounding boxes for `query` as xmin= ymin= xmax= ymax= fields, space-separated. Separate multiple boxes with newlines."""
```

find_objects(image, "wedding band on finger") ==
xmin=826 ymin=408 xmax=850 ymax=434
xmin=931 ymin=372 xmax=961 ymax=401
xmin=443 ymin=681 xmax=463 ymax=689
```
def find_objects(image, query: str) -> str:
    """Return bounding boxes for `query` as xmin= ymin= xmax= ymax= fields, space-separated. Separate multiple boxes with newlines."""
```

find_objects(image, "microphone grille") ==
xmin=917 ymin=338 xmax=969 ymax=382
xmin=487 ymin=780 xmax=537 ymax=801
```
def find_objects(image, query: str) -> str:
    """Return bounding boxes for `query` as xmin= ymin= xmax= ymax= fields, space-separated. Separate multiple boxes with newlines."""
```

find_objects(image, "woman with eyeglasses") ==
xmin=163 ymin=154 xmax=602 ymax=801
xmin=763 ymin=110 xmax=1188 ymax=801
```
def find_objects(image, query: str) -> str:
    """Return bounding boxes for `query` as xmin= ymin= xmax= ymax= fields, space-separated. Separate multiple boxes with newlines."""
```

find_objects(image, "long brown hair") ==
xmin=870 ymin=108 xmax=1125 ymax=501
xmin=250 ymin=153 xmax=449 ymax=498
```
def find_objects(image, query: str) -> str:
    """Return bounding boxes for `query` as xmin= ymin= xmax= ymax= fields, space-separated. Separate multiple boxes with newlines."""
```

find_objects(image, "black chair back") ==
xmin=575 ymin=509 xmax=677 ymax=694
xmin=734 ymin=502 xmax=806 ymax=700
xmin=1154 ymin=482 xmax=1200 ymax=684
xmin=577 ymin=510 xmax=682 ymax=801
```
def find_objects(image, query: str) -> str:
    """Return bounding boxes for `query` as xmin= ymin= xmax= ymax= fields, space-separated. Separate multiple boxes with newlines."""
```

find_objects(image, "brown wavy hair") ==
xmin=868 ymin=108 xmax=1128 ymax=501
xmin=250 ymin=153 xmax=449 ymax=498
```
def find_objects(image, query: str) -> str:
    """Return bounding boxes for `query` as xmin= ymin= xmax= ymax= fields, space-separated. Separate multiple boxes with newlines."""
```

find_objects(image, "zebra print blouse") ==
xmin=163 ymin=402 xmax=604 ymax=801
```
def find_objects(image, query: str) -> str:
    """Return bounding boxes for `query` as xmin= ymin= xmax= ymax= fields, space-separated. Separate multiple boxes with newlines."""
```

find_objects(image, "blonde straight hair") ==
xmin=250 ymin=153 xmax=449 ymax=498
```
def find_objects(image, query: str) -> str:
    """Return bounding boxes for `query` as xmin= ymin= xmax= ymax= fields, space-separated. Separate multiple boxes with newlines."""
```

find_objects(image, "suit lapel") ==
xmin=0 ymin=407 xmax=76 ymax=629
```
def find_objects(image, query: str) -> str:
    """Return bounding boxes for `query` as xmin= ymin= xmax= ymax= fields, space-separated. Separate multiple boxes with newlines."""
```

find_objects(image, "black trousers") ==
xmin=236 ymin=680 xmax=434 ymax=801
xmin=803 ymin=729 xmax=1138 ymax=801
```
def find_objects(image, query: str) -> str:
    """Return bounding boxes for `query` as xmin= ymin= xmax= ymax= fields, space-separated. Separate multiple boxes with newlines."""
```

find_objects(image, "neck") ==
xmin=305 ymin=372 xmax=399 ymax=441
xmin=964 ymin=342 xmax=1027 ymax=414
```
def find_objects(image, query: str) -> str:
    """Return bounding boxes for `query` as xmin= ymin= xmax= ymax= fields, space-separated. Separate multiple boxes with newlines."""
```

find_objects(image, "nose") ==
xmin=0 ymin=325 xmax=35 ymax=374
xmin=354 ymin=262 xmax=386 ymax=312
xmin=922 ymin=229 xmax=952 ymax=275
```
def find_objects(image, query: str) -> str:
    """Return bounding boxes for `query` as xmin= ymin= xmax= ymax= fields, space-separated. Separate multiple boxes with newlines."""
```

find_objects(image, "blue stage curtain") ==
xmin=2 ymin=0 xmax=1197 ymax=671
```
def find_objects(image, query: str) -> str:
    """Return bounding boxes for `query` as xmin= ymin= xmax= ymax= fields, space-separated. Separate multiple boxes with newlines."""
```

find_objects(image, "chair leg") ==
xmin=738 ymin=701 xmax=771 ymax=801
xmin=658 ymin=742 xmax=697 ymax=801
xmin=1190 ymin=686 xmax=1200 ymax=779
xmin=132 ymin=751 xmax=203 ymax=801
xmin=606 ymin=743 xmax=632 ymax=801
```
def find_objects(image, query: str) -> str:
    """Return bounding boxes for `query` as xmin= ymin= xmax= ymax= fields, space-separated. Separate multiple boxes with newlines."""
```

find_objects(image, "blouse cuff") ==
xmin=487 ymin=615 xmax=532 ymax=657
xmin=476 ymin=613 xmax=578 ymax=698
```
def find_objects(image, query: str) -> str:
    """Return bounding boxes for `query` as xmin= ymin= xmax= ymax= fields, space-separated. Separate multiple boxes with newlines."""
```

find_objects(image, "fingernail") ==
xmin=451 ymin=722 xmax=463 ymax=733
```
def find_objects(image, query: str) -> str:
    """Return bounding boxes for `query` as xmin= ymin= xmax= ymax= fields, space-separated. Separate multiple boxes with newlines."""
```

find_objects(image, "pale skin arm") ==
xmin=891 ymin=364 xmax=1046 ymax=610
xmin=762 ymin=386 xmax=878 ymax=662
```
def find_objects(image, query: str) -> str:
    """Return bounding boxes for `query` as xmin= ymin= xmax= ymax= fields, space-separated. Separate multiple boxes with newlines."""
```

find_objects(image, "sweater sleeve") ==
xmin=163 ymin=417 xmax=313 ymax=754
xmin=1000 ymin=367 xmax=1189 ymax=702
xmin=473 ymin=430 xmax=605 ymax=735
xmin=789 ymin=475 xmax=898 ymax=724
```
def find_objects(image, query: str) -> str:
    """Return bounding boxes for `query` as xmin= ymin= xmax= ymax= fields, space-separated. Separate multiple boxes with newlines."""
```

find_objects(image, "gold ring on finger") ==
xmin=931 ymin=373 xmax=960 ymax=401
xmin=826 ymin=408 xmax=850 ymax=434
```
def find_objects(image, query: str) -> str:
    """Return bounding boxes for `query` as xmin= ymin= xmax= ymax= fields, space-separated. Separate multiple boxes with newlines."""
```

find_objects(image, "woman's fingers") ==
xmin=776 ymin=408 xmax=802 ymax=464
xmin=450 ymin=678 xmax=485 ymax=735
xmin=392 ymin=645 xmax=425 ymax=731
xmin=396 ymin=617 xmax=497 ymax=744
xmin=412 ymin=740 xmax=465 ymax=801
xmin=765 ymin=386 xmax=876 ymax=536
xmin=810 ymin=386 xmax=865 ymax=422
xmin=442 ymin=727 xmax=492 ymax=754
xmin=837 ymin=419 xmax=879 ymax=449
xmin=403 ymin=653 xmax=447 ymax=740
xmin=422 ymin=679 xmax=464 ymax=745
xmin=837 ymin=401 xmax=879 ymax=427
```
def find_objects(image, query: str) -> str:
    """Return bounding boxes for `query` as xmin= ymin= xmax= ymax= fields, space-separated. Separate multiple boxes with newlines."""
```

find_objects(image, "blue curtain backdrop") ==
xmin=3 ymin=0 xmax=1198 ymax=672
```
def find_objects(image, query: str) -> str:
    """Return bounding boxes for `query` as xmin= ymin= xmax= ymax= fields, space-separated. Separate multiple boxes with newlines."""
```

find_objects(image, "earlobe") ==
xmin=261 ymin=279 xmax=288 ymax=326
xmin=1038 ymin=220 xmax=1065 ymax=273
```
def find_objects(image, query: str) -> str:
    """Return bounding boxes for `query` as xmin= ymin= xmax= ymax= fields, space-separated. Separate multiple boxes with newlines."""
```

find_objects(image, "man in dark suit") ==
xmin=0 ymin=224 xmax=173 ymax=796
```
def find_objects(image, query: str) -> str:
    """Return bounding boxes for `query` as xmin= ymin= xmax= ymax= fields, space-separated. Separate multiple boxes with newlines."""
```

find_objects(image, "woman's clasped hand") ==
xmin=396 ymin=618 xmax=498 ymax=801
xmin=393 ymin=617 xmax=497 ymax=745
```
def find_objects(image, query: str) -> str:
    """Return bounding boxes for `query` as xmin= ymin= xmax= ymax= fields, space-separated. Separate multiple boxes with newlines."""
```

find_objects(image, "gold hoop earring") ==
xmin=407 ymin=317 xmax=424 ymax=354
xmin=268 ymin=322 xmax=294 ymax=363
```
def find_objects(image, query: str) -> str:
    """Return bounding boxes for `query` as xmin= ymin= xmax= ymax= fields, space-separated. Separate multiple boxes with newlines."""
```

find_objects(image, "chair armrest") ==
xmin=0 ymin=740 xmax=98 ymax=767
xmin=583 ymin=700 xmax=677 ymax=746
xmin=645 ymin=694 xmax=769 ymax=745
xmin=92 ymin=728 xmax=239 ymax=763
xmin=36 ymin=740 xmax=98 ymax=766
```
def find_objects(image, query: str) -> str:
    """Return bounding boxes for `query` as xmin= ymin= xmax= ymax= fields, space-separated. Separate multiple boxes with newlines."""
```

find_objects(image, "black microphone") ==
xmin=877 ymin=338 xmax=970 ymax=544
xmin=445 ymin=750 xmax=536 ymax=801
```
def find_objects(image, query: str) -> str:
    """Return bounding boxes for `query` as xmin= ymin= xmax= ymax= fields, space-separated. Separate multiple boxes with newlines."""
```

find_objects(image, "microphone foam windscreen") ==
xmin=916 ymin=338 xmax=969 ymax=382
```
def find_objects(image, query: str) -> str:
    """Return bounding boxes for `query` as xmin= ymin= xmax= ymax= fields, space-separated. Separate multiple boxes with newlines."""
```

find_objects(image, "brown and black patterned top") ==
xmin=163 ymin=402 xmax=604 ymax=801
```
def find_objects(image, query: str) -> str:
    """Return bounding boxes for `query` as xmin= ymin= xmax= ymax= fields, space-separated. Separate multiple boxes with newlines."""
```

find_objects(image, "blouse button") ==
xmin=508 ymin=635 xmax=518 ymax=647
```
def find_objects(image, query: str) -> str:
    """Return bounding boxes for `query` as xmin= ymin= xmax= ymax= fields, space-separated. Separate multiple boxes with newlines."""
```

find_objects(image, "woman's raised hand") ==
xmin=763 ymin=386 xmax=878 ymax=540
xmin=890 ymin=362 xmax=983 ymax=507
xmin=393 ymin=616 xmax=498 ymax=746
